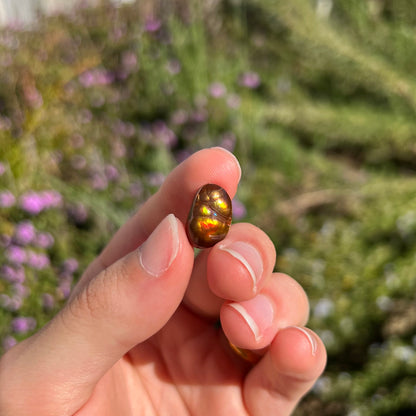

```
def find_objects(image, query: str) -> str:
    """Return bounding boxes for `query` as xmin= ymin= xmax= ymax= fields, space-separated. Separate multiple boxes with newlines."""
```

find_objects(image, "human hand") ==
xmin=0 ymin=147 xmax=326 ymax=415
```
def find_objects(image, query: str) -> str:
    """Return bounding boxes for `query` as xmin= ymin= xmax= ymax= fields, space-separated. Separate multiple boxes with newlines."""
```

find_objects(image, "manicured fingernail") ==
xmin=288 ymin=326 xmax=318 ymax=356
xmin=219 ymin=241 xmax=263 ymax=292
xmin=228 ymin=294 xmax=274 ymax=341
xmin=138 ymin=214 xmax=179 ymax=277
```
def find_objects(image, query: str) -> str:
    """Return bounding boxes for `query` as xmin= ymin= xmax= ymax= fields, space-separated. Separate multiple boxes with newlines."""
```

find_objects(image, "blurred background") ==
xmin=1 ymin=0 xmax=416 ymax=414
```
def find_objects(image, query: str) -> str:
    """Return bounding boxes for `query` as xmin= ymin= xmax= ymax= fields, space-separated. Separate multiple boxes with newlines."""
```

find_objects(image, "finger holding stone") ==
xmin=220 ymin=273 xmax=310 ymax=350
xmin=207 ymin=223 xmax=276 ymax=302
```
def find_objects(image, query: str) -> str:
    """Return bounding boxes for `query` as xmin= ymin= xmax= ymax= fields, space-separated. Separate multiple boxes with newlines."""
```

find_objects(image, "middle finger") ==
xmin=183 ymin=222 xmax=276 ymax=317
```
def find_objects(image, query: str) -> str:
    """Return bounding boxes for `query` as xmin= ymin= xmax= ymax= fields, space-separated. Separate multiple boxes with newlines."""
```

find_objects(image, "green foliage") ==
xmin=1 ymin=0 xmax=416 ymax=414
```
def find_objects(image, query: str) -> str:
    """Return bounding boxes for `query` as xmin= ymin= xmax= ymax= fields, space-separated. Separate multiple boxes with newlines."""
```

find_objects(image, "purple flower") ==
xmin=112 ymin=120 xmax=135 ymax=138
xmin=14 ymin=221 xmax=36 ymax=245
xmin=57 ymin=279 xmax=72 ymax=299
xmin=79 ymin=68 xmax=114 ymax=87
xmin=209 ymin=82 xmax=226 ymax=98
xmin=104 ymin=165 xmax=119 ymax=181
xmin=41 ymin=190 xmax=62 ymax=209
xmin=1 ymin=265 xmax=25 ymax=283
xmin=20 ymin=190 xmax=62 ymax=214
xmin=12 ymin=282 xmax=29 ymax=299
xmin=10 ymin=295 xmax=23 ymax=311
xmin=0 ymin=190 xmax=15 ymax=207
xmin=67 ymin=203 xmax=89 ymax=224
xmin=96 ymin=70 xmax=114 ymax=86
xmin=11 ymin=317 xmax=36 ymax=334
xmin=232 ymin=198 xmax=247 ymax=220
xmin=144 ymin=17 xmax=161 ymax=32
xmin=35 ymin=232 xmax=54 ymax=248
xmin=6 ymin=245 xmax=26 ymax=264
xmin=1 ymin=265 xmax=14 ymax=281
xmin=20 ymin=191 xmax=44 ymax=215
xmin=24 ymin=87 xmax=43 ymax=108
xmin=63 ymin=258 xmax=79 ymax=274
xmin=42 ymin=293 xmax=55 ymax=310
xmin=171 ymin=109 xmax=188 ymax=125
xmin=0 ymin=294 xmax=16 ymax=311
xmin=3 ymin=335 xmax=17 ymax=350
xmin=0 ymin=293 xmax=23 ymax=311
xmin=152 ymin=121 xmax=177 ymax=147
xmin=79 ymin=70 xmax=95 ymax=87
xmin=26 ymin=251 xmax=50 ymax=270
xmin=9 ymin=295 xmax=23 ymax=311
xmin=91 ymin=172 xmax=108 ymax=190
xmin=239 ymin=71 xmax=261 ymax=89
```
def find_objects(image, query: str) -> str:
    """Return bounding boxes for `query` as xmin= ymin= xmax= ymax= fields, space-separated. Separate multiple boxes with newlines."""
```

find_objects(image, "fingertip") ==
xmin=179 ymin=147 xmax=241 ymax=198
xmin=207 ymin=223 xmax=276 ymax=301
xmin=269 ymin=273 xmax=310 ymax=328
xmin=244 ymin=326 xmax=327 ymax=415
xmin=137 ymin=214 xmax=180 ymax=277
xmin=221 ymin=294 xmax=277 ymax=350
xmin=209 ymin=146 xmax=242 ymax=183
xmin=271 ymin=326 xmax=327 ymax=380
xmin=209 ymin=241 xmax=263 ymax=300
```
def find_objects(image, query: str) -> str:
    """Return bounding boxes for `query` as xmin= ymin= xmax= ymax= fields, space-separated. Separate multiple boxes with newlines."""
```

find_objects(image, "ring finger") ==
xmin=220 ymin=272 xmax=310 ymax=351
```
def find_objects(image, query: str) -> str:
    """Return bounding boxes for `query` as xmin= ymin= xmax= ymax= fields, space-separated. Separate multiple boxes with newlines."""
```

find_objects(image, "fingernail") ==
xmin=138 ymin=214 xmax=179 ymax=277
xmin=288 ymin=326 xmax=318 ymax=356
xmin=219 ymin=242 xmax=263 ymax=292
xmin=211 ymin=146 xmax=242 ymax=182
xmin=228 ymin=294 xmax=274 ymax=341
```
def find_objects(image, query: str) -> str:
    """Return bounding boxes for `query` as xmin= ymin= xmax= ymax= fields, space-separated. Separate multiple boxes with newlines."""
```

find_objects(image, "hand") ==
xmin=0 ymin=147 xmax=326 ymax=416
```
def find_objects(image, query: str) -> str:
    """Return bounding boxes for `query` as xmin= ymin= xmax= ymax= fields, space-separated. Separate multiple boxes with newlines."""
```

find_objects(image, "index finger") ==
xmin=78 ymin=147 xmax=241 ymax=285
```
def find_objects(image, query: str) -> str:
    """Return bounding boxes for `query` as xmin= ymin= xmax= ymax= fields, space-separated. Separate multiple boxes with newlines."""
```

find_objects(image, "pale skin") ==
xmin=0 ymin=147 xmax=326 ymax=415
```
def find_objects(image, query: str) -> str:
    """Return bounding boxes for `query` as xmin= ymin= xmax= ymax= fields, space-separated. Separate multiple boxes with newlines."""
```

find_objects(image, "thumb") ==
xmin=0 ymin=214 xmax=194 ymax=416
